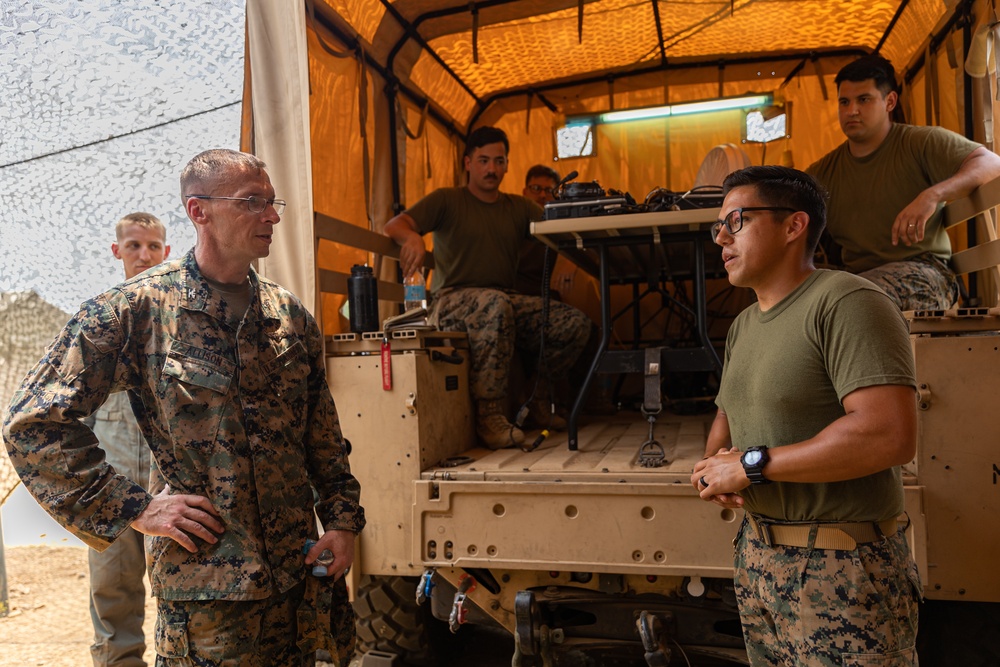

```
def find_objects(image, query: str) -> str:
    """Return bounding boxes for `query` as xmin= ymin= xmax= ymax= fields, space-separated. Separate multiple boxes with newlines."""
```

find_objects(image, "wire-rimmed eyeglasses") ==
xmin=711 ymin=206 xmax=796 ymax=238
xmin=526 ymin=184 xmax=555 ymax=195
xmin=185 ymin=195 xmax=286 ymax=215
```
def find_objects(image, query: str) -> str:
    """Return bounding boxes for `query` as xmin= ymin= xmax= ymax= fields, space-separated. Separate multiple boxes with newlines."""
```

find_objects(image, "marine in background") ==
xmin=384 ymin=128 xmax=590 ymax=449
xmin=515 ymin=164 xmax=560 ymax=297
xmin=87 ymin=212 xmax=170 ymax=667
xmin=807 ymin=53 xmax=1000 ymax=310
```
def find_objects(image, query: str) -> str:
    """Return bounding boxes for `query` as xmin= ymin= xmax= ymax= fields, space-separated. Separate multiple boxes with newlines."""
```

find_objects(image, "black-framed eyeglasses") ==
xmin=526 ymin=184 xmax=555 ymax=195
xmin=711 ymin=207 xmax=796 ymax=238
xmin=184 ymin=195 xmax=286 ymax=215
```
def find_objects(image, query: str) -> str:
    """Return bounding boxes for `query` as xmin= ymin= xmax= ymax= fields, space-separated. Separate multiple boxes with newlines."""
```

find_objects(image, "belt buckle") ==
xmin=756 ymin=518 xmax=775 ymax=547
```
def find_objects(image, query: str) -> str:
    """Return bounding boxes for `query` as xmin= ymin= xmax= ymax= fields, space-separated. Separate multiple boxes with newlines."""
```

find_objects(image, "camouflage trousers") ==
xmin=154 ymin=576 xmax=356 ymax=667
xmin=430 ymin=287 xmax=590 ymax=402
xmin=859 ymin=253 xmax=959 ymax=311
xmin=734 ymin=518 xmax=921 ymax=666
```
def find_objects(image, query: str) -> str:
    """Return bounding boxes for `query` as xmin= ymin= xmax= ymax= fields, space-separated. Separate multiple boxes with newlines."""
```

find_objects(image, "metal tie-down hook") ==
xmin=415 ymin=568 xmax=435 ymax=605
xmin=449 ymin=575 xmax=476 ymax=633
xmin=636 ymin=407 xmax=667 ymax=468
xmin=636 ymin=348 xmax=673 ymax=467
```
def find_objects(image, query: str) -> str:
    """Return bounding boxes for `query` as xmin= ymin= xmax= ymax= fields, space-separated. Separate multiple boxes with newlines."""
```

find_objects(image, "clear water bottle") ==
xmin=303 ymin=539 xmax=334 ymax=577
xmin=404 ymin=269 xmax=427 ymax=311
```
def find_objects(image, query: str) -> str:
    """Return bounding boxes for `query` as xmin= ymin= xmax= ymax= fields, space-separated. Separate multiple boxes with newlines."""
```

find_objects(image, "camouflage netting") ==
xmin=0 ymin=292 xmax=71 ymax=505
xmin=1 ymin=1 xmax=244 ymax=506
xmin=1 ymin=0 xmax=244 ymax=314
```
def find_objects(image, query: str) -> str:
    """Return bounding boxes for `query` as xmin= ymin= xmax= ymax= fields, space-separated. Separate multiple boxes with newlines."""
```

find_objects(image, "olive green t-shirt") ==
xmin=807 ymin=123 xmax=980 ymax=272
xmin=716 ymin=270 xmax=916 ymax=522
xmin=406 ymin=187 xmax=543 ymax=293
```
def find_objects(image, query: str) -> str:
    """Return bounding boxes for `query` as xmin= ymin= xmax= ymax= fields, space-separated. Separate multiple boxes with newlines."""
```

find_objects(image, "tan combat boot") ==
xmin=476 ymin=400 xmax=524 ymax=450
xmin=527 ymin=395 xmax=567 ymax=431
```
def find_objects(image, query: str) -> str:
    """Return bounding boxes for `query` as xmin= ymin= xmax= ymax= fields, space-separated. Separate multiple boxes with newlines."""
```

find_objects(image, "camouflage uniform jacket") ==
xmin=3 ymin=250 xmax=365 ymax=601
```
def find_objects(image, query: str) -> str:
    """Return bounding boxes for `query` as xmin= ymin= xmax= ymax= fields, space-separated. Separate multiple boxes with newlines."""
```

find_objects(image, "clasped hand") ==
xmin=691 ymin=448 xmax=750 ymax=509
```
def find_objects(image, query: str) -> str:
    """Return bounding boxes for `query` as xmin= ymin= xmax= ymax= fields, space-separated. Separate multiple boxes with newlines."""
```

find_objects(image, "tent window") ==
xmin=743 ymin=105 xmax=791 ymax=144
xmin=555 ymin=123 xmax=595 ymax=160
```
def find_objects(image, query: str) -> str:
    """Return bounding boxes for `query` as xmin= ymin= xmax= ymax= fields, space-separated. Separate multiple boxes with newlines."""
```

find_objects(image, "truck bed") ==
xmin=421 ymin=410 xmax=713 ymax=484
xmin=327 ymin=335 xmax=739 ymax=577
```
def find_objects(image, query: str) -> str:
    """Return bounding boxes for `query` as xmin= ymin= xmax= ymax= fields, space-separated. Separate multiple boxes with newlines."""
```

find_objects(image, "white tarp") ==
xmin=247 ymin=0 xmax=317 ymax=312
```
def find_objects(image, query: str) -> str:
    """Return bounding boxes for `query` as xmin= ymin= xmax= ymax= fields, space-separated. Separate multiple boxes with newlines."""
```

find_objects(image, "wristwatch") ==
xmin=740 ymin=446 xmax=771 ymax=485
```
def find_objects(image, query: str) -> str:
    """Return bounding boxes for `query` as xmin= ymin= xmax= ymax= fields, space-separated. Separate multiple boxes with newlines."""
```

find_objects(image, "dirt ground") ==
xmin=0 ymin=545 xmax=349 ymax=667
xmin=0 ymin=546 xmax=515 ymax=666
xmin=0 ymin=545 xmax=156 ymax=666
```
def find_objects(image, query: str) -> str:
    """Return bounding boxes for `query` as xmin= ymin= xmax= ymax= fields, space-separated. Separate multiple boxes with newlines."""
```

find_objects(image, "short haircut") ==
xmin=722 ymin=166 xmax=828 ymax=255
xmin=465 ymin=126 xmax=509 ymax=157
xmin=835 ymin=54 xmax=898 ymax=97
xmin=180 ymin=149 xmax=267 ymax=199
xmin=525 ymin=164 xmax=560 ymax=186
xmin=115 ymin=212 xmax=166 ymax=242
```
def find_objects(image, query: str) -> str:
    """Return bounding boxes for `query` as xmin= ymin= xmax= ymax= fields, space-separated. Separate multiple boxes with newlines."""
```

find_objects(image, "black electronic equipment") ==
xmin=543 ymin=196 xmax=630 ymax=220
xmin=545 ymin=177 xmax=642 ymax=220
xmin=645 ymin=185 xmax=723 ymax=212
xmin=560 ymin=180 xmax=606 ymax=199
xmin=544 ymin=175 xmax=721 ymax=221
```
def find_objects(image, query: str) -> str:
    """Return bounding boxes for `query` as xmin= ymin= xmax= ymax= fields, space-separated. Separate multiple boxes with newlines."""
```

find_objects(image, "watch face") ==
xmin=744 ymin=450 xmax=762 ymax=466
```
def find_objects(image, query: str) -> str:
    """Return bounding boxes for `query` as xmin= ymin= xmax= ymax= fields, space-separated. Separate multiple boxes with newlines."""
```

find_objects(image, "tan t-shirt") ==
xmin=807 ymin=123 xmax=980 ymax=272
xmin=716 ymin=270 xmax=916 ymax=522
xmin=406 ymin=187 xmax=542 ymax=293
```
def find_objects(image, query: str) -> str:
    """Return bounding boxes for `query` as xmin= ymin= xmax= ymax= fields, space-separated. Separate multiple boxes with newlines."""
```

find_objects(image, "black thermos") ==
xmin=347 ymin=264 xmax=379 ymax=333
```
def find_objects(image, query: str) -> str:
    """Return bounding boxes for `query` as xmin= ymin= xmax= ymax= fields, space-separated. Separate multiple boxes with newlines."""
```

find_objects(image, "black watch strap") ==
xmin=741 ymin=446 xmax=772 ymax=485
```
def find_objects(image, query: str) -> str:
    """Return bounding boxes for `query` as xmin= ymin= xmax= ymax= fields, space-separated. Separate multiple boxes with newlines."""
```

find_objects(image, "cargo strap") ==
xmin=747 ymin=514 xmax=898 ymax=551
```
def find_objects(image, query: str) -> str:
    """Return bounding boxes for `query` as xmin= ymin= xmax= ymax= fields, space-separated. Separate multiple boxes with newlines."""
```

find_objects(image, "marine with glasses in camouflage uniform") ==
xmin=384 ymin=127 xmax=589 ymax=449
xmin=4 ymin=150 xmax=363 ymax=667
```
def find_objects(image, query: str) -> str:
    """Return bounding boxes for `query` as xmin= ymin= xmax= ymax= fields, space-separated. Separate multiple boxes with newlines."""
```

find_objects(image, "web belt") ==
xmin=747 ymin=513 xmax=900 ymax=551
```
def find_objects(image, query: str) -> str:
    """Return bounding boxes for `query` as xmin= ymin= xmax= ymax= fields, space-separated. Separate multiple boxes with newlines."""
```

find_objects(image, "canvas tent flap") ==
xmin=246 ymin=0 xmax=316 ymax=312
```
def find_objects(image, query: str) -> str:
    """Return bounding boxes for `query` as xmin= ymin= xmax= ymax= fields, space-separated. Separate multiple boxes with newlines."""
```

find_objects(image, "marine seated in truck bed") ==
xmin=385 ymin=126 xmax=591 ymax=450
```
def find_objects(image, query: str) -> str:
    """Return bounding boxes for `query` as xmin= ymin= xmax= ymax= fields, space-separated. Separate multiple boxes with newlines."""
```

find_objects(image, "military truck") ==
xmin=241 ymin=1 xmax=1000 ymax=664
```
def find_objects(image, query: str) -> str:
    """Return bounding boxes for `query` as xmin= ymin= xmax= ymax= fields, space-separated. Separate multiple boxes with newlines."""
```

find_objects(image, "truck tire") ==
xmin=353 ymin=575 xmax=437 ymax=665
